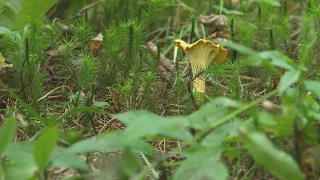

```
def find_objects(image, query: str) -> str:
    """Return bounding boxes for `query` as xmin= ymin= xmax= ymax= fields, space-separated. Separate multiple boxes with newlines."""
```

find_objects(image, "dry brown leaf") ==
xmin=88 ymin=33 xmax=103 ymax=53
xmin=198 ymin=14 xmax=228 ymax=31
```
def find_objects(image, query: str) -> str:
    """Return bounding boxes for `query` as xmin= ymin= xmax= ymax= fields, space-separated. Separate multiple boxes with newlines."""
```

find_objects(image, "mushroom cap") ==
xmin=173 ymin=39 xmax=227 ymax=77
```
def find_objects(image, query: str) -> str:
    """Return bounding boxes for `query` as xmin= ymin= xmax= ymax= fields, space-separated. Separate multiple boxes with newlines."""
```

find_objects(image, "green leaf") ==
xmin=304 ymin=80 xmax=320 ymax=97
xmin=2 ymin=142 xmax=37 ymax=180
xmin=4 ymin=142 xmax=34 ymax=161
xmin=187 ymin=97 xmax=241 ymax=130
xmin=242 ymin=129 xmax=304 ymax=180
xmin=93 ymin=101 xmax=109 ymax=107
xmin=119 ymin=148 xmax=143 ymax=178
xmin=113 ymin=110 xmax=193 ymax=143
xmin=260 ymin=0 xmax=281 ymax=6
xmin=257 ymin=51 xmax=296 ymax=70
xmin=67 ymin=132 xmax=155 ymax=155
xmin=51 ymin=147 xmax=89 ymax=171
xmin=0 ymin=116 xmax=16 ymax=156
xmin=6 ymin=0 xmax=22 ymax=14
xmin=2 ymin=161 xmax=37 ymax=180
xmin=17 ymin=0 xmax=56 ymax=29
xmin=279 ymin=70 xmax=300 ymax=94
xmin=0 ymin=164 xmax=5 ymax=180
xmin=243 ymin=51 xmax=296 ymax=71
xmin=214 ymin=40 xmax=256 ymax=55
xmin=173 ymin=147 xmax=228 ymax=180
xmin=0 ymin=26 xmax=12 ymax=35
xmin=201 ymin=120 xmax=241 ymax=148
xmin=33 ymin=126 xmax=59 ymax=173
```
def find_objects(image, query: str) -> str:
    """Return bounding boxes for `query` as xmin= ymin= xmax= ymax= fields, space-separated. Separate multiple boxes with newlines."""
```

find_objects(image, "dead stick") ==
xmin=63 ymin=0 xmax=104 ymax=22
xmin=145 ymin=42 xmax=175 ymax=74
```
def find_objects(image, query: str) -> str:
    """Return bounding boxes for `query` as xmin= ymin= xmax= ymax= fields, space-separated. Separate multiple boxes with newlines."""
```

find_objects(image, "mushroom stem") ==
xmin=193 ymin=77 xmax=205 ymax=93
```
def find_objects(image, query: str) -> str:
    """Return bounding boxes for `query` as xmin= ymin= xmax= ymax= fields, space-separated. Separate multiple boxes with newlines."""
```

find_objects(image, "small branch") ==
xmin=144 ymin=42 xmax=176 ymax=82
xmin=63 ymin=0 xmax=104 ymax=22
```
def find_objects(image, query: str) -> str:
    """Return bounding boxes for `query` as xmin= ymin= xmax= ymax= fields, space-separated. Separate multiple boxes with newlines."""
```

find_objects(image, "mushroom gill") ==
xmin=174 ymin=39 xmax=227 ymax=93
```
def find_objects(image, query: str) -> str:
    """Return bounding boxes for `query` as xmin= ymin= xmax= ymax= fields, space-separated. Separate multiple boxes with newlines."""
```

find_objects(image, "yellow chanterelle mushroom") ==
xmin=174 ymin=39 xmax=227 ymax=93
xmin=0 ymin=53 xmax=5 ymax=70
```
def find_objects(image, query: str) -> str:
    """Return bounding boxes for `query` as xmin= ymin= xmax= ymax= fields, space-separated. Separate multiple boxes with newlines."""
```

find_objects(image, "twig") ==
xmin=145 ymin=42 xmax=175 ymax=74
xmin=98 ymin=118 xmax=115 ymax=134
xmin=63 ymin=0 xmax=104 ymax=22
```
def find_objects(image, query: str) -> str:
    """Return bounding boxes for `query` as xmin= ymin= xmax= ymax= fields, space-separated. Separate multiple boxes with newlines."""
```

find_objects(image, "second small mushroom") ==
xmin=174 ymin=39 xmax=227 ymax=93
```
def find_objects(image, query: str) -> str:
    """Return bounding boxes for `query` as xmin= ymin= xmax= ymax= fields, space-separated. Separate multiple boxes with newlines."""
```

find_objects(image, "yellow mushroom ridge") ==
xmin=173 ymin=39 xmax=228 ymax=93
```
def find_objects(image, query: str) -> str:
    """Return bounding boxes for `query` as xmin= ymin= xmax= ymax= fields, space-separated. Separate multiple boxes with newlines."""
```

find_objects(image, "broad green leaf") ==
xmin=120 ymin=148 xmax=143 ymax=178
xmin=4 ymin=142 xmax=34 ymax=161
xmin=260 ymin=0 xmax=281 ymax=6
xmin=6 ymin=0 xmax=22 ymax=14
xmin=17 ymin=0 xmax=56 ymax=29
xmin=5 ymin=142 xmax=89 ymax=172
xmin=0 ymin=164 xmax=4 ymax=180
xmin=187 ymin=97 xmax=241 ymax=130
xmin=51 ymin=147 xmax=89 ymax=171
xmin=0 ymin=0 xmax=22 ymax=29
xmin=256 ymin=111 xmax=295 ymax=137
xmin=242 ymin=130 xmax=304 ymax=180
xmin=304 ymin=80 xmax=320 ymax=97
xmin=2 ymin=161 xmax=37 ymax=180
xmin=243 ymin=51 xmax=296 ymax=71
xmin=215 ymin=40 xmax=256 ymax=55
xmin=0 ymin=9 xmax=16 ymax=29
xmin=33 ymin=126 xmax=59 ymax=173
xmin=279 ymin=70 xmax=300 ymax=94
xmin=0 ymin=116 xmax=16 ymax=156
xmin=201 ymin=120 xmax=241 ymax=148
xmin=257 ymin=51 xmax=296 ymax=70
xmin=303 ymin=94 xmax=320 ymax=121
xmin=93 ymin=101 xmax=109 ymax=107
xmin=67 ymin=132 xmax=155 ymax=155
xmin=2 ymin=142 xmax=37 ymax=180
xmin=113 ymin=110 xmax=193 ymax=143
xmin=0 ymin=26 xmax=12 ymax=35
xmin=173 ymin=147 xmax=227 ymax=180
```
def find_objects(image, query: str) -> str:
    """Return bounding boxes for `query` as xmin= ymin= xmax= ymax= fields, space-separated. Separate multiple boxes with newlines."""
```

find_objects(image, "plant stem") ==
xmin=140 ymin=152 xmax=159 ymax=179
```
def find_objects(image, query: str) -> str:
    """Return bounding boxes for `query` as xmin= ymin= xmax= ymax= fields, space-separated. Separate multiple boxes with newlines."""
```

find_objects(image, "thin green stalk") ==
xmin=85 ymin=84 xmax=97 ymax=135
xmin=155 ymin=40 xmax=161 ymax=71
xmin=187 ymin=15 xmax=198 ymax=109
xmin=284 ymin=0 xmax=287 ymax=15
xmin=269 ymin=29 xmax=275 ymax=50
xmin=140 ymin=152 xmax=159 ymax=180
xmin=188 ymin=15 xmax=195 ymax=44
xmin=231 ymin=18 xmax=237 ymax=62
xmin=219 ymin=0 xmax=224 ymax=15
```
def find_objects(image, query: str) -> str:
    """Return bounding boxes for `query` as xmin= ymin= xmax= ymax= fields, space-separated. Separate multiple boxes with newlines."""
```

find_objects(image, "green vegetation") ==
xmin=0 ymin=0 xmax=320 ymax=179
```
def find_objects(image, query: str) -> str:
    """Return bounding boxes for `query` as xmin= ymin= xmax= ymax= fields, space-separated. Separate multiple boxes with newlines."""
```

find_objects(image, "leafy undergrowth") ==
xmin=0 ymin=0 xmax=320 ymax=179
